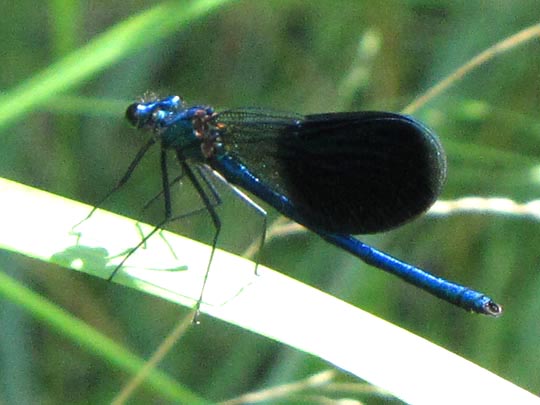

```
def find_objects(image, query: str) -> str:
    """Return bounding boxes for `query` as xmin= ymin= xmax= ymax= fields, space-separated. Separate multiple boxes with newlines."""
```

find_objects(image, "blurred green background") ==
xmin=1 ymin=0 xmax=540 ymax=403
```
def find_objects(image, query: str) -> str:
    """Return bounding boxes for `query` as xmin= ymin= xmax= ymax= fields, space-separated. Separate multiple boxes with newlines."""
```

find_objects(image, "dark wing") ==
xmin=215 ymin=109 xmax=447 ymax=234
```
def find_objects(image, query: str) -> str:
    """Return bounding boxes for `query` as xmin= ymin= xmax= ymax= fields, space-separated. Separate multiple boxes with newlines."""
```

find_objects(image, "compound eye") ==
xmin=125 ymin=103 xmax=146 ymax=128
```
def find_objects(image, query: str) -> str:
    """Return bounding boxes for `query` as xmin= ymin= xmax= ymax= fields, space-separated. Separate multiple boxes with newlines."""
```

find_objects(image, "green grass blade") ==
xmin=0 ymin=0 xmax=233 ymax=130
xmin=0 ymin=268 xmax=208 ymax=404
xmin=0 ymin=177 xmax=537 ymax=404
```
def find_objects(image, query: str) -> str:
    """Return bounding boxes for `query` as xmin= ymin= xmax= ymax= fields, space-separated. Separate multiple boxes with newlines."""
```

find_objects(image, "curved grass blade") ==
xmin=0 ymin=177 xmax=537 ymax=404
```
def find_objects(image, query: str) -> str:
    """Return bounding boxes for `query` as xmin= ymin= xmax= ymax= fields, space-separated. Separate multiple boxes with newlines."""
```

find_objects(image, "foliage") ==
xmin=1 ymin=1 xmax=540 ymax=403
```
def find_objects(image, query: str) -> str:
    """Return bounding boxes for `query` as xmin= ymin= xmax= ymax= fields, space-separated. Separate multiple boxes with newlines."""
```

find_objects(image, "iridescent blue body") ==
xmin=123 ymin=95 xmax=502 ymax=316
